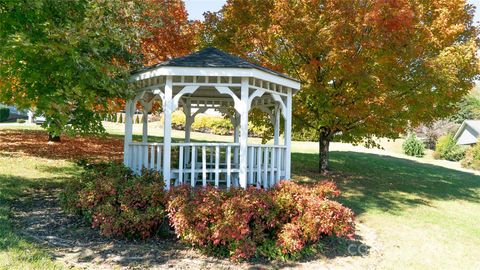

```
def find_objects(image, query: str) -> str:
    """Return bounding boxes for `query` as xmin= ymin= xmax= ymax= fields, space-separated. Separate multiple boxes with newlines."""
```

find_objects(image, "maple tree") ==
xmin=107 ymin=0 xmax=199 ymax=117
xmin=140 ymin=0 xmax=199 ymax=66
xmin=203 ymin=0 xmax=479 ymax=172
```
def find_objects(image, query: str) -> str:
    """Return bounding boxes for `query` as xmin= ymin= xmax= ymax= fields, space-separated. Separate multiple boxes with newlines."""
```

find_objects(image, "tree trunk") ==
xmin=319 ymin=133 xmax=330 ymax=173
xmin=48 ymin=133 xmax=61 ymax=142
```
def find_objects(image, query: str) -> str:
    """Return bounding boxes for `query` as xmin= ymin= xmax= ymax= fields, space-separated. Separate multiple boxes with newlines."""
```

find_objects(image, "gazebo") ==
xmin=124 ymin=48 xmax=300 ymax=190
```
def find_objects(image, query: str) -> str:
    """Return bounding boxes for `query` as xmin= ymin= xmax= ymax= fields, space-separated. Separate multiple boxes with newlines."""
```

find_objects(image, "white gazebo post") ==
xmin=141 ymin=101 xmax=152 ymax=143
xmin=123 ymin=100 xmax=134 ymax=166
xmin=274 ymin=105 xmax=280 ymax=146
xmin=284 ymin=88 xmax=292 ymax=179
xmin=233 ymin=112 xmax=240 ymax=166
xmin=183 ymin=99 xmax=192 ymax=169
xmin=163 ymin=76 xmax=173 ymax=189
xmin=238 ymin=77 xmax=249 ymax=188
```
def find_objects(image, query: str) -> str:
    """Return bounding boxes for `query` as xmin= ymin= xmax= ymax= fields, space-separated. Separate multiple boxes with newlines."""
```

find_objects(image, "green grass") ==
xmin=1 ymin=124 xmax=480 ymax=269
xmin=294 ymin=151 xmax=480 ymax=269
xmin=0 ymin=153 xmax=79 ymax=269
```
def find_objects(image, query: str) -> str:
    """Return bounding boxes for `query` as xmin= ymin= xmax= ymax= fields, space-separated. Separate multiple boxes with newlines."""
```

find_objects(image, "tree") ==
xmin=202 ymin=0 xmax=479 ymax=172
xmin=0 ymin=0 xmax=197 ymax=141
xmin=0 ymin=0 xmax=145 ymax=140
xmin=140 ymin=0 xmax=199 ymax=66
xmin=114 ymin=0 xmax=199 ymax=114
xmin=450 ymin=89 xmax=480 ymax=124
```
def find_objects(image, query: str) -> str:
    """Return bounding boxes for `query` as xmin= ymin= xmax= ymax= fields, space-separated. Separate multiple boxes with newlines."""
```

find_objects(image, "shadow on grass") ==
xmin=292 ymin=151 xmax=480 ymax=215
xmin=0 ymin=173 xmax=73 ymax=268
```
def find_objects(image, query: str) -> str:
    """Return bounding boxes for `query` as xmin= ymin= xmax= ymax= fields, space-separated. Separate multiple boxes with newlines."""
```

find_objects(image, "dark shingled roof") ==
xmin=133 ymin=47 xmax=299 ymax=82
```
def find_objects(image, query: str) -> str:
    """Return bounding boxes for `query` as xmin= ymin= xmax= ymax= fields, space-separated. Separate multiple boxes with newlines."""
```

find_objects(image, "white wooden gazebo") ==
xmin=124 ymin=48 xmax=300 ymax=190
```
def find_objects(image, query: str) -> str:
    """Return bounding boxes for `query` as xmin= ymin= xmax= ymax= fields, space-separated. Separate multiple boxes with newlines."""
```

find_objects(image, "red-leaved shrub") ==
xmin=61 ymin=162 xmax=167 ymax=239
xmin=62 ymin=162 xmax=355 ymax=260
xmin=167 ymin=181 xmax=355 ymax=260
xmin=273 ymin=181 xmax=355 ymax=253
xmin=167 ymin=186 xmax=277 ymax=260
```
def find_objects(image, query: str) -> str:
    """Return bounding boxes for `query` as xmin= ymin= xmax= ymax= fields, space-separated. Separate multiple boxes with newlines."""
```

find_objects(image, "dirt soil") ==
xmin=11 ymin=187 xmax=384 ymax=270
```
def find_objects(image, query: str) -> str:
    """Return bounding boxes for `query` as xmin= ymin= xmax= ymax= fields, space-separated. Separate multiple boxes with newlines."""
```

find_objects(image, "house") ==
xmin=454 ymin=120 xmax=480 ymax=145
xmin=0 ymin=104 xmax=34 ymax=123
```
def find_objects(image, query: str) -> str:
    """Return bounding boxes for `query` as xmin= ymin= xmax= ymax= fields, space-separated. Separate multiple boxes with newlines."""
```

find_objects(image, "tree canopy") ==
xmin=0 ymin=0 xmax=196 ymax=138
xmin=202 ymin=0 xmax=479 ymax=171
xmin=451 ymin=87 xmax=480 ymax=124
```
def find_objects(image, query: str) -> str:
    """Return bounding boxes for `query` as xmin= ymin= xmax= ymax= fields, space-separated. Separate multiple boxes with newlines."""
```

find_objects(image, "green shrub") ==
xmin=60 ymin=161 xmax=167 ymax=239
xmin=118 ymin=113 xmax=123 ymax=123
xmin=402 ymin=134 xmax=425 ymax=157
xmin=167 ymin=181 xmax=355 ymax=261
xmin=16 ymin=118 xmax=26 ymax=123
xmin=434 ymin=134 xmax=465 ymax=161
xmin=205 ymin=117 xmax=233 ymax=135
xmin=0 ymin=108 xmax=9 ymax=122
xmin=461 ymin=143 xmax=480 ymax=170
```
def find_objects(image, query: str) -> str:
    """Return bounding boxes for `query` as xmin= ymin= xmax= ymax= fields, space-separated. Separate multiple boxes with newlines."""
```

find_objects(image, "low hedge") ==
xmin=170 ymin=111 xmax=268 ymax=137
xmin=168 ymin=181 xmax=355 ymax=260
xmin=61 ymin=162 xmax=355 ymax=261
xmin=0 ymin=108 xmax=9 ymax=122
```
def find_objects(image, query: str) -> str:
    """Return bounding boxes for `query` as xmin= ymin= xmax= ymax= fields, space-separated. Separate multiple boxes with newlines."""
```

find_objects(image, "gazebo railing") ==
xmin=127 ymin=142 xmax=286 ymax=189
xmin=128 ymin=142 xmax=164 ymax=173
xmin=246 ymin=144 xmax=287 ymax=188
xmin=171 ymin=143 xmax=240 ymax=188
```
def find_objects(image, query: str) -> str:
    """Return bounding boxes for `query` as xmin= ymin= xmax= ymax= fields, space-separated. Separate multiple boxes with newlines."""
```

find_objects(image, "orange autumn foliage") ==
xmin=110 ymin=0 xmax=197 ymax=113
xmin=140 ymin=0 xmax=197 ymax=66
xmin=203 ymin=0 xmax=479 ymax=171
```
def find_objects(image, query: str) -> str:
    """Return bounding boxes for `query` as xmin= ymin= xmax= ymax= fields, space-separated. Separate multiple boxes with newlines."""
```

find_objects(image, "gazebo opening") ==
xmin=124 ymin=47 xmax=300 ymax=189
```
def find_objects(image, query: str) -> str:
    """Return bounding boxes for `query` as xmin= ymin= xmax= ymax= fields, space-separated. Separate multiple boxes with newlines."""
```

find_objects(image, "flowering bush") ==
xmin=61 ymin=161 xmax=167 ymax=239
xmin=167 ymin=181 xmax=355 ymax=261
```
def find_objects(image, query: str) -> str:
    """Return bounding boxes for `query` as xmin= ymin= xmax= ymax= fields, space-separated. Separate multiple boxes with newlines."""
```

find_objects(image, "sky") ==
xmin=184 ymin=0 xmax=226 ymax=21
xmin=185 ymin=0 xmax=480 ymax=24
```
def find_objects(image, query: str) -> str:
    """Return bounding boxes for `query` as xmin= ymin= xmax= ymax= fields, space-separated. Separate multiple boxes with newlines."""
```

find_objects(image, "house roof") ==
xmin=132 ymin=47 xmax=300 ymax=83
xmin=454 ymin=120 xmax=480 ymax=142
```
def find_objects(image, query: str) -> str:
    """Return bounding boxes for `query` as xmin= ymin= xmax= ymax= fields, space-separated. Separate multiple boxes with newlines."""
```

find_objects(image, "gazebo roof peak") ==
xmin=136 ymin=47 xmax=300 ymax=83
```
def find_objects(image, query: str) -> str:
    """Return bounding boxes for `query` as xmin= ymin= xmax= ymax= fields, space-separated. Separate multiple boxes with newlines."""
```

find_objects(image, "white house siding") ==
xmin=457 ymin=125 xmax=479 ymax=145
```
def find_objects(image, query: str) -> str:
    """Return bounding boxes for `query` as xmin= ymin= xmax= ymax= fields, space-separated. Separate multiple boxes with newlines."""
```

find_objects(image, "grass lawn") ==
xmin=1 ymin=124 xmax=480 ymax=269
xmin=0 ymin=153 xmax=76 ymax=269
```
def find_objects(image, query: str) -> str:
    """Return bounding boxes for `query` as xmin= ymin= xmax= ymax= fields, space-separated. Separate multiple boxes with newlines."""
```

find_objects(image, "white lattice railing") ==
xmin=128 ymin=142 xmax=164 ymax=173
xmin=127 ymin=142 xmax=286 ymax=189
xmin=246 ymin=144 xmax=287 ymax=188
xmin=171 ymin=143 xmax=240 ymax=188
